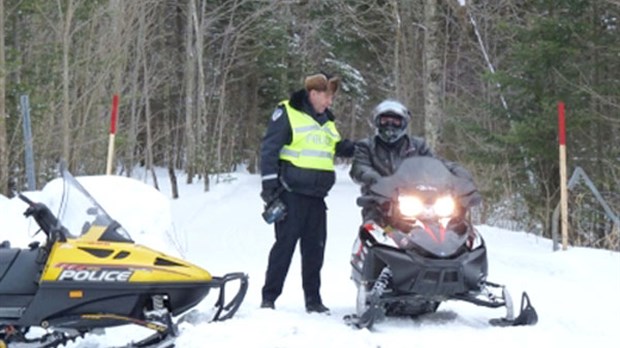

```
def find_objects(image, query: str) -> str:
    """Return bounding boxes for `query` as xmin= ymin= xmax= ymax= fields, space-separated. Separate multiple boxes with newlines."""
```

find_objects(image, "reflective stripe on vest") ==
xmin=279 ymin=100 xmax=341 ymax=171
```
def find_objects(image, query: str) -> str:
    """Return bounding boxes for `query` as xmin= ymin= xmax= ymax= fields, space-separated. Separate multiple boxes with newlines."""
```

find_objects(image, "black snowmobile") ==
xmin=0 ymin=168 xmax=248 ymax=348
xmin=346 ymin=156 xmax=538 ymax=329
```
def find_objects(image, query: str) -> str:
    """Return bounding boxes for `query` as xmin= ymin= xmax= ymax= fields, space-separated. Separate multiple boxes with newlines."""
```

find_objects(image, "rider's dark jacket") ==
xmin=350 ymin=134 xmax=481 ymax=222
xmin=351 ymin=135 xmax=432 ymax=195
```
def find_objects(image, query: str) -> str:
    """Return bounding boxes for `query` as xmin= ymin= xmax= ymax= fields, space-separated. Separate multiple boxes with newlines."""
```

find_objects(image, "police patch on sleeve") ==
xmin=271 ymin=108 xmax=283 ymax=121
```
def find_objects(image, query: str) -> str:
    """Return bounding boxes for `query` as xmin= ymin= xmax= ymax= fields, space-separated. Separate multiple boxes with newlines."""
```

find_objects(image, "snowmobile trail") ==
xmin=9 ymin=166 xmax=608 ymax=348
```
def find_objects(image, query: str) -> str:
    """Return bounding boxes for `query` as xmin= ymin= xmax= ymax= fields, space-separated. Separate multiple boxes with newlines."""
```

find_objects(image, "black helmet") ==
xmin=372 ymin=100 xmax=411 ymax=143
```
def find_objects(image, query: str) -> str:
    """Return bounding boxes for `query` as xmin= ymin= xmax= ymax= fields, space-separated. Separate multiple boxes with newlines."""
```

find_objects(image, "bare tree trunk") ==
xmin=192 ymin=0 xmax=210 ymax=192
xmin=390 ymin=0 xmax=401 ymax=98
xmin=126 ymin=57 xmax=140 ymax=178
xmin=109 ymin=0 xmax=126 ymax=94
xmin=168 ymin=161 xmax=179 ymax=199
xmin=397 ymin=2 xmax=421 ymax=117
xmin=0 ymin=0 xmax=7 ymax=196
xmin=212 ymin=13 xmax=244 ymax=181
xmin=138 ymin=3 xmax=158 ymax=190
xmin=165 ymin=82 xmax=179 ymax=199
xmin=214 ymin=81 xmax=227 ymax=183
xmin=244 ymin=71 xmax=260 ymax=173
xmin=423 ymin=0 xmax=442 ymax=152
xmin=125 ymin=1 xmax=145 ymax=178
xmin=184 ymin=0 xmax=197 ymax=184
xmin=60 ymin=0 xmax=77 ymax=170
xmin=590 ymin=1 xmax=605 ymax=187
xmin=143 ymin=72 xmax=158 ymax=191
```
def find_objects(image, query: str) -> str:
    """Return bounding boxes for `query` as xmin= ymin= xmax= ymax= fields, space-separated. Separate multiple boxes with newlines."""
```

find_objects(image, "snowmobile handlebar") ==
xmin=18 ymin=192 xmax=36 ymax=208
xmin=18 ymin=193 xmax=67 ymax=243
xmin=356 ymin=194 xmax=389 ymax=208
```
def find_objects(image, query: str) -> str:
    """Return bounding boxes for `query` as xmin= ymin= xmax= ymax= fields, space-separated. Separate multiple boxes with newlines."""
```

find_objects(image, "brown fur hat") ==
xmin=304 ymin=73 xmax=340 ymax=94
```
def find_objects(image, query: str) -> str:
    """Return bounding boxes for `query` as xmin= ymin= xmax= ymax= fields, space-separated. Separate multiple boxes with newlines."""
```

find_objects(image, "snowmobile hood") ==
xmin=41 ymin=240 xmax=213 ymax=283
xmin=363 ymin=157 xmax=479 ymax=257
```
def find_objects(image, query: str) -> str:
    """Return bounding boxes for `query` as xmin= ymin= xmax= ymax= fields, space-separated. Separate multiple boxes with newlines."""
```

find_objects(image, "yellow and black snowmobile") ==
xmin=0 ymin=169 xmax=248 ymax=348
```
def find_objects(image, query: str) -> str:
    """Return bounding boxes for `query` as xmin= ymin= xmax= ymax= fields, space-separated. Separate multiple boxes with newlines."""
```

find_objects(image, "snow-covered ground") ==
xmin=1 ymin=166 xmax=619 ymax=347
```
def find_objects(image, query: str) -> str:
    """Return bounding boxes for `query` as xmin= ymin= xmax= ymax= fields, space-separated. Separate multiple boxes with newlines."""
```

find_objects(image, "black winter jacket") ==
xmin=350 ymin=134 xmax=481 ymax=220
xmin=260 ymin=89 xmax=355 ymax=198
xmin=350 ymin=135 xmax=433 ymax=196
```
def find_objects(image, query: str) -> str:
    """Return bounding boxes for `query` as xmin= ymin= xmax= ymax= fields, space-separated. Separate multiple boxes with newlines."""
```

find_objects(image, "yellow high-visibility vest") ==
xmin=279 ymin=100 xmax=341 ymax=171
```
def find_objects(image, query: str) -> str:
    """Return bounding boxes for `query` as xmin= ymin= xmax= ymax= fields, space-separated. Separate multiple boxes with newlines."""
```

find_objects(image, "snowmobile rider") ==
xmin=259 ymin=72 xmax=356 ymax=314
xmin=349 ymin=99 xmax=481 ymax=225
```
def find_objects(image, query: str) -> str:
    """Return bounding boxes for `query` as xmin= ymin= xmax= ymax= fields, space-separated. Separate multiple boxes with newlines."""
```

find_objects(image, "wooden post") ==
xmin=106 ymin=94 xmax=119 ymax=175
xmin=558 ymin=101 xmax=569 ymax=250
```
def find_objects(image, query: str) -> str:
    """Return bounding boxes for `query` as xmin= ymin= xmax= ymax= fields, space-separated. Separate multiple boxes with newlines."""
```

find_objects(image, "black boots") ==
xmin=305 ymin=302 xmax=330 ymax=314
xmin=260 ymin=300 xmax=275 ymax=309
xmin=260 ymin=299 xmax=329 ymax=314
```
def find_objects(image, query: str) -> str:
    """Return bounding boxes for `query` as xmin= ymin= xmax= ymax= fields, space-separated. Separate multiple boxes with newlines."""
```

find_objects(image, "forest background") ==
xmin=0 ymin=0 xmax=617 ymax=249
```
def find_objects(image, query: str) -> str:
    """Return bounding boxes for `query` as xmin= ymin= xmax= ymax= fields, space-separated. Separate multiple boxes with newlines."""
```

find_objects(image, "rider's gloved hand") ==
xmin=361 ymin=171 xmax=382 ymax=185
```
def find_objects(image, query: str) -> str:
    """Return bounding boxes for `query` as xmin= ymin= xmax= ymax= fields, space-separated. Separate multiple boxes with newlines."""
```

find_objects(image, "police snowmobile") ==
xmin=0 ymin=169 xmax=248 ymax=347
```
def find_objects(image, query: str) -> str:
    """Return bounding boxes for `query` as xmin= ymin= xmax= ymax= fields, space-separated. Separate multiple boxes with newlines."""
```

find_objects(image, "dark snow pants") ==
xmin=262 ymin=190 xmax=327 ymax=305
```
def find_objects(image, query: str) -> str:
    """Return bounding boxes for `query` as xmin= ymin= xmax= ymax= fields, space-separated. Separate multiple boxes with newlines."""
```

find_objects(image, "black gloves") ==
xmin=261 ymin=178 xmax=287 ymax=224
xmin=261 ymin=179 xmax=281 ymax=203
xmin=261 ymin=188 xmax=278 ymax=203
xmin=335 ymin=139 xmax=356 ymax=158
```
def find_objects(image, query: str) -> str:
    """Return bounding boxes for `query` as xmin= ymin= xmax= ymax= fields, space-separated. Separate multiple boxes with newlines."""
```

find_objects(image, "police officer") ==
xmin=260 ymin=72 xmax=355 ymax=314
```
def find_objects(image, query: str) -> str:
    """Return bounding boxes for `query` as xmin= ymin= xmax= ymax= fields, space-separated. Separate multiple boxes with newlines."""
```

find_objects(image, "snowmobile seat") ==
xmin=0 ymin=248 xmax=19 ymax=280
xmin=0 ymin=248 xmax=40 ymax=294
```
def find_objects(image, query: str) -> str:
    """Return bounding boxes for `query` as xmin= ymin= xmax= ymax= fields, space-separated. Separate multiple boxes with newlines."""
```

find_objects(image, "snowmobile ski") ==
xmin=489 ymin=292 xmax=538 ymax=327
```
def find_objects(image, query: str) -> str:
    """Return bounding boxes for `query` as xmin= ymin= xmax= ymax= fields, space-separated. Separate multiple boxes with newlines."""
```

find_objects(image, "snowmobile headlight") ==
xmin=433 ymin=196 xmax=456 ymax=217
xmin=398 ymin=196 xmax=424 ymax=217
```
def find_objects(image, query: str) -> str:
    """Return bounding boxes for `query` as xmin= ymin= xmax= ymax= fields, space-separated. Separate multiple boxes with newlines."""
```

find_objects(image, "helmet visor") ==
xmin=378 ymin=114 xmax=403 ymax=127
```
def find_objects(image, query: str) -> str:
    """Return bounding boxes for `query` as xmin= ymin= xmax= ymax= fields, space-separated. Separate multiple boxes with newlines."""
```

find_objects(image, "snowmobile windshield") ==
xmin=369 ymin=157 xmax=475 ymax=200
xmin=55 ymin=169 xmax=134 ymax=243
xmin=369 ymin=157 xmax=474 ymax=256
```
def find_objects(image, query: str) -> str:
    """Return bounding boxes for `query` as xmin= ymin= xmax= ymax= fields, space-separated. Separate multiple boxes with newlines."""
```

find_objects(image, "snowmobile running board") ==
xmin=344 ymin=288 xmax=538 ymax=329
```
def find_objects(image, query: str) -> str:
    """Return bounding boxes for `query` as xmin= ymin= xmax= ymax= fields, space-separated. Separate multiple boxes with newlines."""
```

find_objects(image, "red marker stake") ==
xmin=106 ymin=94 xmax=119 ymax=175
xmin=558 ymin=101 xmax=569 ymax=250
